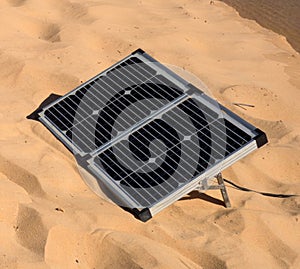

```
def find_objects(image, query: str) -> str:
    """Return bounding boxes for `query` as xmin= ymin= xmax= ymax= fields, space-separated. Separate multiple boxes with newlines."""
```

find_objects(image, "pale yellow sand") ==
xmin=0 ymin=0 xmax=299 ymax=268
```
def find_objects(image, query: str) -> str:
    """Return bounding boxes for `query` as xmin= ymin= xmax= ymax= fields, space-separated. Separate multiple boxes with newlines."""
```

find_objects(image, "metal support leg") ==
xmin=216 ymin=173 xmax=231 ymax=208
xmin=194 ymin=173 xmax=231 ymax=208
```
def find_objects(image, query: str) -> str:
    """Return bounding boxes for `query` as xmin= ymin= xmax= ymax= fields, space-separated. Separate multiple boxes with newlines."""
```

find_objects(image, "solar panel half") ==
xmin=27 ymin=49 xmax=267 ymax=221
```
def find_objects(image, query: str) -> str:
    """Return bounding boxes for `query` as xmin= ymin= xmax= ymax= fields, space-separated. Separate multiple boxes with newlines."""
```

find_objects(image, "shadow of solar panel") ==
xmin=29 ymin=49 xmax=267 ymax=221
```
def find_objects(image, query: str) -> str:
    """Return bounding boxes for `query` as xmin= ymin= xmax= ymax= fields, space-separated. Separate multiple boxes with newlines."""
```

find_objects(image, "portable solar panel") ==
xmin=28 ymin=49 xmax=267 ymax=221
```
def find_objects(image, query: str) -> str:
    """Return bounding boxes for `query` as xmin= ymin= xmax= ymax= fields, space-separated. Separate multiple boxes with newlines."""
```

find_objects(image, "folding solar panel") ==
xmin=28 ymin=49 xmax=267 ymax=221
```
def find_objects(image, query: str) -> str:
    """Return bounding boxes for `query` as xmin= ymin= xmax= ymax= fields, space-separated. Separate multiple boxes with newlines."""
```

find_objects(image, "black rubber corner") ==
xmin=254 ymin=128 xmax=268 ymax=148
xmin=133 ymin=208 xmax=152 ymax=222
xmin=26 ymin=93 xmax=62 ymax=121
xmin=131 ymin=48 xmax=145 ymax=55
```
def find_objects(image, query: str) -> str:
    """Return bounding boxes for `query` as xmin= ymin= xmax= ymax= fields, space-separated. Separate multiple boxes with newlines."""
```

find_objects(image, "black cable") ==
xmin=223 ymin=178 xmax=299 ymax=198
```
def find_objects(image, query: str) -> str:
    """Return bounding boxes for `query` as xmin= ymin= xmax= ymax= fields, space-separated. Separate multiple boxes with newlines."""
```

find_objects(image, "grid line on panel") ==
xmin=96 ymin=98 xmax=251 ymax=179
xmin=43 ymin=56 xmax=186 ymax=153
xmin=94 ymin=97 xmax=253 ymax=207
xmin=29 ymin=49 xmax=268 ymax=217
xmin=35 ymin=50 xmax=263 ymax=210
xmin=104 ymin=59 xmax=250 ymax=152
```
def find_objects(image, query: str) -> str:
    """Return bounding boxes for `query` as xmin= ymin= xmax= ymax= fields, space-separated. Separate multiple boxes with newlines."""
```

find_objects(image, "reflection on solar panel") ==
xmin=28 ymin=49 xmax=267 ymax=221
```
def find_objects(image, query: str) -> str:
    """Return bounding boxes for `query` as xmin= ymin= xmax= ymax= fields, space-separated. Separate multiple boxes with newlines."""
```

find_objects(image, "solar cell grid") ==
xmin=29 ymin=49 xmax=267 ymax=220
xmin=93 ymin=96 xmax=253 ymax=207
xmin=43 ymin=55 xmax=186 ymax=154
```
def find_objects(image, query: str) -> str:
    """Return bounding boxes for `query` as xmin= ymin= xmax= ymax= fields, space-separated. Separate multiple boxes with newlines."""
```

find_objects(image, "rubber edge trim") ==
xmin=253 ymin=128 xmax=268 ymax=148
xmin=132 ymin=208 xmax=152 ymax=222
xmin=26 ymin=93 xmax=62 ymax=121
xmin=131 ymin=48 xmax=145 ymax=55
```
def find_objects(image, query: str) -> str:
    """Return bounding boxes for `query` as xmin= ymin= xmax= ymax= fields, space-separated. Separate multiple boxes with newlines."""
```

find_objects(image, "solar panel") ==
xmin=28 ymin=49 xmax=267 ymax=221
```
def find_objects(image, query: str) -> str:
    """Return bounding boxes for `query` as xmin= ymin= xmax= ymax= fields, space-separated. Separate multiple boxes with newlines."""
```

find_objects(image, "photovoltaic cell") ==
xmin=93 ymin=97 xmax=253 ymax=207
xmin=30 ymin=49 xmax=267 ymax=221
xmin=43 ymin=56 xmax=185 ymax=154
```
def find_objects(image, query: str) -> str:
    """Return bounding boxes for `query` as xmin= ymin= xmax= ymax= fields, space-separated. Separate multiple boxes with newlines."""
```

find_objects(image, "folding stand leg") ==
xmin=194 ymin=173 xmax=231 ymax=208
xmin=216 ymin=173 xmax=231 ymax=208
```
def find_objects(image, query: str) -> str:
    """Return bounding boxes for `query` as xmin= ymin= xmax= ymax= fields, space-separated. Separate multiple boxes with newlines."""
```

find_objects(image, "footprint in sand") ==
xmin=15 ymin=205 xmax=48 ymax=255
xmin=38 ymin=23 xmax=61 ymax=43
xmin=280 ymin=197 xmax=300 ymax=215
xmin=1 ymin=12 xmax=61 ymax=43
xmin=7 ymin=0 xmax=26 ymax=7
xmin=195 ymin=251 xmax=227 ymax=269
xmin=0 ymin=155 xmax=45 ymax=197
xmin=61 ymin=1 xmax=89 ymax=21
xmin=213 ymin=209 xmax=245 ymax=234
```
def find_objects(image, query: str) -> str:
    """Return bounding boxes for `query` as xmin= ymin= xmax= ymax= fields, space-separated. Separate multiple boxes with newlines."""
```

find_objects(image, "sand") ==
xmin=0 ymin=0 xmax=299 ymax=268
xmin=221 ymin=0 xmax=300 ymax=53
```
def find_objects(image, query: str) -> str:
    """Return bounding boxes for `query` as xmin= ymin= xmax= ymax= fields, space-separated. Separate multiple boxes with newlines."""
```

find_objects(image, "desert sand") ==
xmin=0 ymin=0 xmax=299 ymax=268
xmin=221 ymin=0 xmax=300 ymax=53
